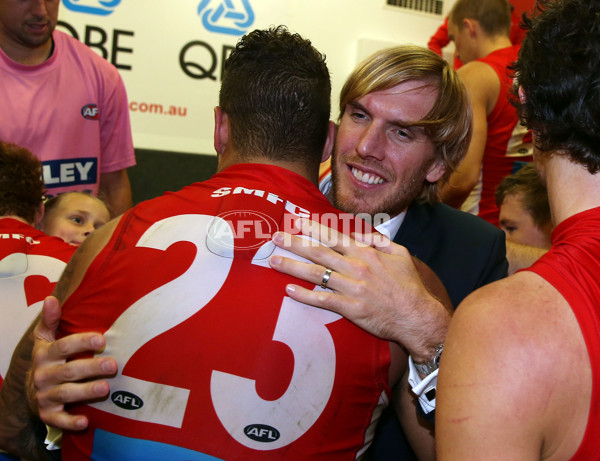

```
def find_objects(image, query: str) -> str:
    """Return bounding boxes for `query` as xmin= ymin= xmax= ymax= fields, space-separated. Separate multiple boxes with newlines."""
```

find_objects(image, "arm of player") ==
xmin=439 ymin=62 xmax=495 ymax=209
xmin=29 ymin=217 xmax=122 ymax=431
xmin=428 ymin=17 xmax=451 ymax=56
xmin=505 ymin=240 xmax=547 ymax=275
xmin=99 ymin=169 xmax=132 ymax=217
xmin=27 ymin=296 xmax=117 ymax=431
xmin=436 ymin=272 xmax=587 ymax=460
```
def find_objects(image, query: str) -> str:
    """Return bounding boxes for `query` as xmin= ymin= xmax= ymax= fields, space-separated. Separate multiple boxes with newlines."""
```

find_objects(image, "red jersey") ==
xmin=526 ymin=207 xmax=600 ymax=460
xmin=468 ymin=45 xmax=532 ymax=226
xmin=0 ymin=218 xmax=75 ymax=387
xmin=59 ymin=164 xmax=391 ymax=460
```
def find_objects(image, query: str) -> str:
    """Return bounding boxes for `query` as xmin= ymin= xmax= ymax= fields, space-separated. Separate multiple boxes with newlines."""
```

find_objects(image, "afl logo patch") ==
xmin=244 ymin=424 xmax=280 ymax=443
xmin=111 ymin=391 xmax=143 ymax=410
xmin=81 ymin=104 xmax=99 ymax=120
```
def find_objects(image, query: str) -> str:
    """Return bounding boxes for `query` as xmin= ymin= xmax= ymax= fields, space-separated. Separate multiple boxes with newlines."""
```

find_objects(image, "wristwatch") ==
xmin=413 ymin=344 xmax=444 ymax=376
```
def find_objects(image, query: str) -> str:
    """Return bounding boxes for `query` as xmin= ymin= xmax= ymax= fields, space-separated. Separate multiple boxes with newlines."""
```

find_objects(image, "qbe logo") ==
xmin=198 ymin=0 xmax=255 ymax=36
xmin=62 ymin=0 xmax=121 ymax=16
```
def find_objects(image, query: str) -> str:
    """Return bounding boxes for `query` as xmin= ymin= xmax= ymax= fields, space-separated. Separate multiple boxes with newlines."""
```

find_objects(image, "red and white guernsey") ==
xmin=0 ymin=219 xmax=75 ymax=388
xmin=59 ymin=164 xmax=391 ymax=460
xmin=462 ymin=45 xmax=533 ymax=226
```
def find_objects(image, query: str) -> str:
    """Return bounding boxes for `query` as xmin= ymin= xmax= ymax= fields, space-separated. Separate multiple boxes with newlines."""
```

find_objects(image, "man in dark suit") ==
xmin=277 ymin=44 xmax=507 ymax=459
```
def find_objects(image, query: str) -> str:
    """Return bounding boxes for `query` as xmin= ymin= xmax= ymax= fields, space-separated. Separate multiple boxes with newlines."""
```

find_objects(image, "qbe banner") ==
xmin=58 ymin=0 xmax=442 ymax=155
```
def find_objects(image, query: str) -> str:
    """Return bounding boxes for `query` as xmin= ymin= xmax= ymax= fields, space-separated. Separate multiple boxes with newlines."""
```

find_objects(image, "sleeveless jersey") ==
xmin=461 ymin=45 xmax=533 ymax=226
xmin=0 ymin=219 xmax=75 ymax=387
xmin=0 ymin=31 xmax=135 ymax=199
xmin=526 ymin=207 xmax=600 ymax=460
xmin=59 ymin=164 xmax=391 ymax=460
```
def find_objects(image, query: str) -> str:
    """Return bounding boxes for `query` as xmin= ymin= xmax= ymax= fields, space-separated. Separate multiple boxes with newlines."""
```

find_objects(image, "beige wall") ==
xmin=58 ymin=0 xmax=457 ymax=155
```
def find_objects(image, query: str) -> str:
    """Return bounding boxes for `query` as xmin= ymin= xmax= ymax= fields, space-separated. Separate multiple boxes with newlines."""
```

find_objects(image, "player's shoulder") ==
xmin=454 ymin=270 xmax=555 ymax=334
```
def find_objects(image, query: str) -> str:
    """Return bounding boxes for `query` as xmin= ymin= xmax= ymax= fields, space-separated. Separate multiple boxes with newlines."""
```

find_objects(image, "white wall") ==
xmin=58 ymin=0 xmax=457 ymax=155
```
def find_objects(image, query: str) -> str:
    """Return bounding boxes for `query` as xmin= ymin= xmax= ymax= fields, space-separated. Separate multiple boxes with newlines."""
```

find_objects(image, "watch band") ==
xmin=413 ymin=344 xmax=444 ymax=376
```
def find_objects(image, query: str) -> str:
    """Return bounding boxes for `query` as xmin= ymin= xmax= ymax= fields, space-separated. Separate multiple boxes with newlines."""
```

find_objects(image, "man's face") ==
xmin=0 ymin=0 xmax=59 ymax=50
xmin=331 ymin=81 xmax=444 ymax=217
xmin=499 ymin=192 xmax=552 ymax=249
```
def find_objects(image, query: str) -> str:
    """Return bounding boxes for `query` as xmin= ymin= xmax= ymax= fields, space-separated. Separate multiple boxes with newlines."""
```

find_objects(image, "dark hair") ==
xmin=0 ymin=141 xmax=45 ymax=223
xmin=512 ymin=0 xmax=600 ymax=174
xmin=219 ymin=26 xmax=331 ymax=164
xmin=449 ymin=0 xmax=511 ymax=37
xmin=495 ymin=163 xmax=551 ymax=229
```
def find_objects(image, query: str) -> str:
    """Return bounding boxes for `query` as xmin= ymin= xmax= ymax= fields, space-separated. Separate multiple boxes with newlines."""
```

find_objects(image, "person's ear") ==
xmin=321 ymin=121 xmax=337 ymax=163
xmin=518 ymin=86 xmax=526 ymax=104
xmin=464 ymin=18 xmax=477 ymax=37
xmin=425 ymin=159 xmax=447 ymax=184
xmin=214 ymin=106 xmax=230 ymax=156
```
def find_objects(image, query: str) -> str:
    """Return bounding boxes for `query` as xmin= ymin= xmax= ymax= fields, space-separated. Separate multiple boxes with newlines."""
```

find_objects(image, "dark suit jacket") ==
xmin=369 ymin=201 xmax=508 ymax=460
xmin=395 ymin=201 xmax=508 ymax=307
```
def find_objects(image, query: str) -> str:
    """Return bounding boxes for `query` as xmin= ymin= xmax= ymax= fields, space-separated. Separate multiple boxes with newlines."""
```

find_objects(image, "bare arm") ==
xmin=440 ymin=62 xmax=497 ymax=209
xmin=99 ymin=169 xmax=132 ymax=217
xmin=27 ymin=297 xmax=117 ymax=431
xmin=436 ymin=272 xmax=590 ymax=460
xmin=505 ymin=240 xmax=547 ymax=275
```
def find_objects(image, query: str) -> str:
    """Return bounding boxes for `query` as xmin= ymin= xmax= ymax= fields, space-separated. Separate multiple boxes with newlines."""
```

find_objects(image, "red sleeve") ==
xmin=428 ymin=17 xmax=450 ymax=56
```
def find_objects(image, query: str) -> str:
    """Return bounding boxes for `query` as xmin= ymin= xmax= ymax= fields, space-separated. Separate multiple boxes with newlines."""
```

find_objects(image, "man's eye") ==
xmin=351 ymin=112 xmax=367 ymax=121
xmin=395 ymin=129 xmax=411 ymax=140
xmin=70 ymin=216 xmax=83 ymax=224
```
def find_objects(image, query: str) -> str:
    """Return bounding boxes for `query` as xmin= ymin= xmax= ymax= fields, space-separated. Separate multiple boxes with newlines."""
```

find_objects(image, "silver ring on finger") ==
xmin=320 ymin=268 xmax=333 ymax=288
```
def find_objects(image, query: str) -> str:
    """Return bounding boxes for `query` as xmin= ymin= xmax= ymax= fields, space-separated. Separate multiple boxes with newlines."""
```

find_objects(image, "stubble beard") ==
xmin=330 ymin=155 xmax=425 ymax=218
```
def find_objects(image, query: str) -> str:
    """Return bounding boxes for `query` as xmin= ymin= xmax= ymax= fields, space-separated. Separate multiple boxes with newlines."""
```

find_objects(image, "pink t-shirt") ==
xmin=0 ymin=31 xmax=135 ymax=198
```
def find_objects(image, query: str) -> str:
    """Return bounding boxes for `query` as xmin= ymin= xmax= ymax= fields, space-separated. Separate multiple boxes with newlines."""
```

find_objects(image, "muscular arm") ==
xmin=436 ymin=272 xmax=590 ymax=460
xmin=440 ymin=62 xmax=498 ymax=209
xmin=99 ymin=169 xmax=132 ymax=217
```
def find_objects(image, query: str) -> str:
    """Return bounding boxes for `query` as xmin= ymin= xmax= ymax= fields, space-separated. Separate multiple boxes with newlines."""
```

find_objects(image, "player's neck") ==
xmin=545 ymin=155 xmax=600 ymax=226
xmin=217 ymin=152 xmax=319 ymax=186
xmin=480 ymin=35 xmax=512 ymax=59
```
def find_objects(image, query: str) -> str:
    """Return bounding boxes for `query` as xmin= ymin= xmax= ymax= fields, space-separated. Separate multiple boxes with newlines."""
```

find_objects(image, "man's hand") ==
xmin=27 ymin=296 xmax=118 ymax=431
xmin=268 ymin=218 xmax=451 ymax=363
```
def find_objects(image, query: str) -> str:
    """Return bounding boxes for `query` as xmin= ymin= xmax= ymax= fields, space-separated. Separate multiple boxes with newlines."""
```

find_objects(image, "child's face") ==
xmin=499 ymin=193 xmax=552 ymax=249
xmin=43 ymin=194 xmax=110 ymax=246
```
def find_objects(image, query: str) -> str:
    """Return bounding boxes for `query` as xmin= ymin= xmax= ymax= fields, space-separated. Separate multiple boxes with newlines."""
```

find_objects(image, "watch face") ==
xmin=414 ymin=345 xmax=443 ymax=376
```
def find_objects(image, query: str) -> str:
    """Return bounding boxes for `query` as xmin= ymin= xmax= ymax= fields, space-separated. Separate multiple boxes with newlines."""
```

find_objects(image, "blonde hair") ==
xmin=339 ymin=45 xmax=473 ymax=202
